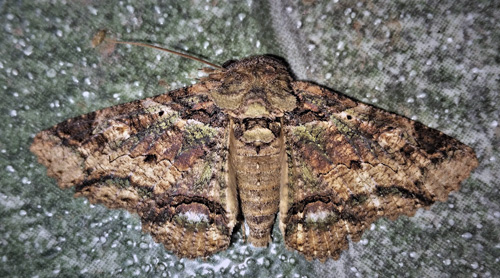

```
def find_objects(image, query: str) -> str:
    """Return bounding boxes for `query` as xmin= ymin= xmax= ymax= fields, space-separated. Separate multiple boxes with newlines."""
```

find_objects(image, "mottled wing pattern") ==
xmin=30 ymin=83 xmax=238 ymax=259
xmin=280 ymin=81 xmax=478 ymax=261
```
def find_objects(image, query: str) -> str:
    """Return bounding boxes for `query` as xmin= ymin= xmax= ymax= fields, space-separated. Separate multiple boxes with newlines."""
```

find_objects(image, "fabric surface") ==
xmin=0 ymin=0 xmax=498 ymax=277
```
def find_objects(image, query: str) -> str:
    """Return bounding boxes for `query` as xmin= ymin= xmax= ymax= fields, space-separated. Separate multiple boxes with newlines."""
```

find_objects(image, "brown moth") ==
xmin=30 ymin=33 xmax=478 ymax=261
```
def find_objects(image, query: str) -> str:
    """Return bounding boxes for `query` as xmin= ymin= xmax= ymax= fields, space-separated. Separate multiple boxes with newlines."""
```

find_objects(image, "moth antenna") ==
xmin=92 ymin=30 xmax=223 ymax=69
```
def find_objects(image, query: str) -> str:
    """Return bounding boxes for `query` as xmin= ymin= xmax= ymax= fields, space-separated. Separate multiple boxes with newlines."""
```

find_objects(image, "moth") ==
xmin=30 ymin=32 xmax=478 ymax=261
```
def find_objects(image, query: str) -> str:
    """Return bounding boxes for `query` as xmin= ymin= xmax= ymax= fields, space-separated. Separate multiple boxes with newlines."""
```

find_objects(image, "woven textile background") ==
xmin=1 ymin=1 xmax=498 ymax=277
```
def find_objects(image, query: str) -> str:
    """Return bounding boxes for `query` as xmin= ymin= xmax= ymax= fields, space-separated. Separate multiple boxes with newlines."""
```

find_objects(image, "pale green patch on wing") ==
xmin=330 ymin=116 xmax=359 ymax=139
xmin=183 ymin=121 xmax=218 ymax=148
xmin=291 ymin=124 xmax=327 ymax=152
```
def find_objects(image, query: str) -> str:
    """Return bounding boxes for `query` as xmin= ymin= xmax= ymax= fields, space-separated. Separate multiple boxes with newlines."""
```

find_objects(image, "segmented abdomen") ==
xmin=233 ymin=151 xmax=282 ymax=246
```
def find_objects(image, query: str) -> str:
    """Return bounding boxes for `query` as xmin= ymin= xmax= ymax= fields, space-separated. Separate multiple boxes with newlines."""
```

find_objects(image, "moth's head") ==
xmin=208 ymin=56 xmax=297 ymax=119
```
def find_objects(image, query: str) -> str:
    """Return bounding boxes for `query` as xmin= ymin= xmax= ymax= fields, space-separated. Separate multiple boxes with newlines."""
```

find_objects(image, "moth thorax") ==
xmin=232 ymin=118 xmax=282 ymax=155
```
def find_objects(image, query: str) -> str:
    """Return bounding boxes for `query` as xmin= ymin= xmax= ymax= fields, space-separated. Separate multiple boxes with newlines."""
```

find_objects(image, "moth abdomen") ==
xmin=234 ymin=152 xmax=282 ymax=247
xmin=230 ymin=118 xmax=284 ymax=246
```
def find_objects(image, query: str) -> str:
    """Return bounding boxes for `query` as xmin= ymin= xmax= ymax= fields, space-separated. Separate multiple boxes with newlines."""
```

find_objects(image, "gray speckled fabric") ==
xmin=1 ymin=1 xmax=498 ymax=277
